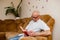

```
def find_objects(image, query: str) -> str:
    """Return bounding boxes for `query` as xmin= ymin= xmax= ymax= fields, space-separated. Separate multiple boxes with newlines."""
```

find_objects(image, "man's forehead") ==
xmin=32 ymin=14 xmax=38 ymax=17
xmin=32 ymin=13 xmax=39 ymax=17
xmin=32 ymin=11 xmax=40 ymax=15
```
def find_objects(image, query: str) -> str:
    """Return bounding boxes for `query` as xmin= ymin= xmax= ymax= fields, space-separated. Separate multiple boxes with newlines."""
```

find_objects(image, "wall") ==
xmin=21 ymin=0 xmax=60 ymax=40
xmin=0 ymin=0 xmax=20 ymax=20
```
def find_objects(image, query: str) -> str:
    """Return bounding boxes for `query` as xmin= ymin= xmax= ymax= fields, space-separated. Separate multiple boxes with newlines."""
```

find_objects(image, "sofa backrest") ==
xmin=0 ymin=15 xmax=55 ymax=33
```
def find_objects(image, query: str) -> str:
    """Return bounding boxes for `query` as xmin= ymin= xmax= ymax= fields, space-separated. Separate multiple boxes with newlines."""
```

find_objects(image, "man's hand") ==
xmin=19 ymin=26 xmax=29 ymax=36
xmin=27 ymin=30 xmax=36 ymax=36
xmin=19 ymin=26 xmax=27 ymax=32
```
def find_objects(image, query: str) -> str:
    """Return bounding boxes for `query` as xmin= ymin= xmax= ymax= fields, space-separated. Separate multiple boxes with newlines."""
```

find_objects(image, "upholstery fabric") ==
xmin=0 ymin=15 xmax=55 ymax=40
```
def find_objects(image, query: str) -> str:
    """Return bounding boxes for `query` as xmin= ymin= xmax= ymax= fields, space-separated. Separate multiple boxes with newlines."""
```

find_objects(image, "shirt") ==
xmin=25 ymin=19 xmax=50 ymax=32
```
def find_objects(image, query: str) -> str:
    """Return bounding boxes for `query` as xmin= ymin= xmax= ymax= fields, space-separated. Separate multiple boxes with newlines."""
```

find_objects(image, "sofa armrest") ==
xmin=20 ymin=36 xmax=47 ymax=40
xmin=35 ymin=36 xmax=47 ymax=40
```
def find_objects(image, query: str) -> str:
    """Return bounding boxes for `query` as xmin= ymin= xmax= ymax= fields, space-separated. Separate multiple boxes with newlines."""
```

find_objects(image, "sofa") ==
xmin=0 ymin=15 xmax=55 ymax=40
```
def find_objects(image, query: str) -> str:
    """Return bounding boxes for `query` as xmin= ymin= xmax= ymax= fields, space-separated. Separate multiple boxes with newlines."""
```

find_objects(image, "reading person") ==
xmin=9 ymin=11 xmax=51 ymax=40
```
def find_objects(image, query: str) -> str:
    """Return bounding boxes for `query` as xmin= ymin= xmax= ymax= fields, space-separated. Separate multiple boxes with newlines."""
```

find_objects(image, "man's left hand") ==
xmin=27 ymin=30 xmax=36 ymax=36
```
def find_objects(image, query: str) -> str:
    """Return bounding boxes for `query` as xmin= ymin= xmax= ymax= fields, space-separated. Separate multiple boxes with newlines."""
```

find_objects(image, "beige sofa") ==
xmin=0 ymin=15 xmax=55 ymax=40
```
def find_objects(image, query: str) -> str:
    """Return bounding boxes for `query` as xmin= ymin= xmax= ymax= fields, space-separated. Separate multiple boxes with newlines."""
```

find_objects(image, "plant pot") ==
xmin=15 ymin=17 xmax=20 ymax=19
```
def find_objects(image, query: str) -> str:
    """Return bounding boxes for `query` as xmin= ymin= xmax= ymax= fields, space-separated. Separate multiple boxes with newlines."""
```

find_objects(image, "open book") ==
xmin=20 ymin=26 xmax=29 ymax=36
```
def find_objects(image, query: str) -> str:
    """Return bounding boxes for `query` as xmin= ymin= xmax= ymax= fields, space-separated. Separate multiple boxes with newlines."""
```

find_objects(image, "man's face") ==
xmin=32 ymin=15 xmax=39 ymax=22
xmin=31 ymin=11 xmax=40 ymax=22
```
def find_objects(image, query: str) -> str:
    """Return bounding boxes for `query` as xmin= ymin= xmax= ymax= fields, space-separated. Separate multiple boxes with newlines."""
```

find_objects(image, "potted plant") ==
xmin=5 ymin=0 xmax=22 ymax=19
xmin=5 ymin=6 xmax=19 ymax=17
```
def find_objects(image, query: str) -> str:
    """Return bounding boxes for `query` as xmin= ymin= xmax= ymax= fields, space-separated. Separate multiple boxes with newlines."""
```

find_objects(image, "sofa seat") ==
xmin=5 ymin=32 xmax=20 ymax=40
xmin=20 ymin=36 xmax=47 ymax=40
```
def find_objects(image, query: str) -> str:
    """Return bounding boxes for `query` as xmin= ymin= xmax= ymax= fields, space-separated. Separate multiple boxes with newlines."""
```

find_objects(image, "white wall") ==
xmin=0 ymin=0 xmax=20 ymax=20
xmin=21 ymin=0 xmax=60 ymax=40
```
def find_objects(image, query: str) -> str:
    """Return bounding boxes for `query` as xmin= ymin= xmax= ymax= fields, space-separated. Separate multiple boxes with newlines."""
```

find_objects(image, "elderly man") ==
xmin=9 ymin=11 xmax=51 ymax=40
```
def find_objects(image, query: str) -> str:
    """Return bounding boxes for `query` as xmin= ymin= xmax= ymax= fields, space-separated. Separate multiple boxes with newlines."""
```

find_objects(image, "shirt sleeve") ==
xmin=40 ymin=20 xmax=50 ymax=31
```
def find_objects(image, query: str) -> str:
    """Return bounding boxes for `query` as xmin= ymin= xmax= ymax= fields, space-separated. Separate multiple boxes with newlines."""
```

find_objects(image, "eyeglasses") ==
xmin=32 ymin=16 xmax=39 ymax=19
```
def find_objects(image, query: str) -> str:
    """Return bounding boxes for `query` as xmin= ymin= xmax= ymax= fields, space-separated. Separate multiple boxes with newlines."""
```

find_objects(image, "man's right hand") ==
xmin=19 ymin=26 xmax=27 ymax=32
xmin=22 ymin=30 xmax=27 ymax=33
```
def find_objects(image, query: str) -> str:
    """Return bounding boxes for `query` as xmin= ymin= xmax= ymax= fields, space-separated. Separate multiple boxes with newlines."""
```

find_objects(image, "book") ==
xmin=20 ymin=26 xmax=29 ymax=36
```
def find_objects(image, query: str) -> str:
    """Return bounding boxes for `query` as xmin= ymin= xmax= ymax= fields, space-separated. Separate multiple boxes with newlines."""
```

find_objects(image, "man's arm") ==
xmin=20 ymin=26 xmax=29 ymax=36
xmin=35 ymin=30 xmax=51 ymax=36
xmin=20 ymin=26 xmax=27 ymax=32
xmin=20 ymin=26 xmax=51 ymax=36
xmin=27 ymin=30 xmax=51 ymax=37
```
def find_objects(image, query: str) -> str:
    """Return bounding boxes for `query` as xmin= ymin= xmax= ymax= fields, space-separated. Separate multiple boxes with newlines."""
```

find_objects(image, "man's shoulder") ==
xmin=38 ymin=19 xmax=43 ymax=22
xmin=29 ymin=20 xmax=34 ymax=23
xmin=38 ymin=19 xmax=45 ymax=24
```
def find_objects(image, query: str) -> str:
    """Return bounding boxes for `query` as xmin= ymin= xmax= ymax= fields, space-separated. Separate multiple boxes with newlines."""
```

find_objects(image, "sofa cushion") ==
xmin=20 ymin=37 xmax=37 ymax=40
xmin=40 ymin=15 xmax=51 ymax=23
xmin=0 ymin=32 xmax=6 ymax=40
xmin=0 ymin=21 xmax=6 ymax=32
xmin=6 ymin=22 xmax=18 ymax=32
xmin=5 ymin=32 xmax=19 ymax=40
